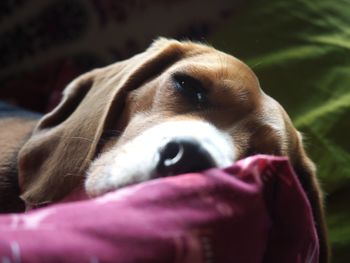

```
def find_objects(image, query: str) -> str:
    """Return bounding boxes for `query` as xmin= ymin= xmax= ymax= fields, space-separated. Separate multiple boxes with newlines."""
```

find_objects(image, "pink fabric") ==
xmin=0 ymin=155 xmax=319 ymax=263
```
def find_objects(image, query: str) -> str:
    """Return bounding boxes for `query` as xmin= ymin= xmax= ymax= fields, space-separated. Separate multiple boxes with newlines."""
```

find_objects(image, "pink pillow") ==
xmin=0 ymin=155 xmax=319 ymax=263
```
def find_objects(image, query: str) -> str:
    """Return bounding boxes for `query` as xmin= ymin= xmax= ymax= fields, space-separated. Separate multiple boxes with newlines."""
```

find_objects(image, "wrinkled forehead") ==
xmin=170 ymin=45 xmax=261 ymax=91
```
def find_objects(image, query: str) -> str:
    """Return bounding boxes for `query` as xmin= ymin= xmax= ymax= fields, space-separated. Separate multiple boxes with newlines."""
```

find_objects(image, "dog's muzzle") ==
xmin=86 ymin=120 xmax=235 ymax=197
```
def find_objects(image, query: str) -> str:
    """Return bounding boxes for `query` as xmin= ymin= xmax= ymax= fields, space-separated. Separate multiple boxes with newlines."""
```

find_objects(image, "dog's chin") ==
xmin=85 ymin=120 xmax=235 ymax=197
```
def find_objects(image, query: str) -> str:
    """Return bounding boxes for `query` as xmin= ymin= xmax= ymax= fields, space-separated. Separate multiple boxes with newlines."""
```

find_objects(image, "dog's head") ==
xmin=18 ymin=38 xmax=327 ymax=260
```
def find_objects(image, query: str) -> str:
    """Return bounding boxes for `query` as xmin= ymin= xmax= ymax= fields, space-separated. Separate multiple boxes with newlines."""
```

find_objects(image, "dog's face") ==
xmin=85 ymin=45 xmax=291 ymax=196
xmin=18 ymin=38 xmax=327 ymax=260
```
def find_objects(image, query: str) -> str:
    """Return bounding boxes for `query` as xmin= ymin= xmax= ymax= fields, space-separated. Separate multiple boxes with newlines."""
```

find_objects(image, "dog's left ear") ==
xmin=18 ymin=38 xmax=183 ymax=206
xmin=291 ymin=132 xmax=329 ymax=263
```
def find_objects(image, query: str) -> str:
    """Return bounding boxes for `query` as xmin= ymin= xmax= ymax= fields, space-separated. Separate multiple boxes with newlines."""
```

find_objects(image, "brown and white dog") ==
xmin=0 ymin=38 xmax=328 ymax=261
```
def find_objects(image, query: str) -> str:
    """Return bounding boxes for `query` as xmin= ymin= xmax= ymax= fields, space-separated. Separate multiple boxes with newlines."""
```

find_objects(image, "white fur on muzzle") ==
xmin=85 ymin=120 xmax=235 ymax=197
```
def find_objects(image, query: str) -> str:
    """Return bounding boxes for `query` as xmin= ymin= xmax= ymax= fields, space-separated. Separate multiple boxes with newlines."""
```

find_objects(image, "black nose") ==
xmin=156 ymin=138 xmax=216 ymax=177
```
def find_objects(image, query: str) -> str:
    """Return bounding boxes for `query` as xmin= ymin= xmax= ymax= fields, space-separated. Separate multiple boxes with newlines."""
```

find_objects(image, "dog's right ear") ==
xmin=18 ymin=38 xmax=184 ymax=207
xmin=17 ymin=69 xmax=105 ymax=208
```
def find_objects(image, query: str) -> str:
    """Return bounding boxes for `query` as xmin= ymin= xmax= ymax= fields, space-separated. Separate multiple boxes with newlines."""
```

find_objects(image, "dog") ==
xmin=0 ymin=38 xmax=328 ymax=261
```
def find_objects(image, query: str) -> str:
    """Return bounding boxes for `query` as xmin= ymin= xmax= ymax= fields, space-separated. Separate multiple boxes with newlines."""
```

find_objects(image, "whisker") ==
xmin=47 ymin=129 xmax=123 ymax=144
xmin=102 ymin=129 xmax=123 ymax=137
xmin=69 ymin=136 xmax=96 ymax=142
xmin=250 ymin=61 xmax=263 ymax=70
xmin=49 ymin=134 xmax=96 ymax=143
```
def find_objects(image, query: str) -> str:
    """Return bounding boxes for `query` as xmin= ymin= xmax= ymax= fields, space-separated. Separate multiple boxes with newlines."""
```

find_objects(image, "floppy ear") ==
xmin=18 ymin=38 xmax=183 ymax=206
xmin=291 ymin=133 xmax=329 ymax=263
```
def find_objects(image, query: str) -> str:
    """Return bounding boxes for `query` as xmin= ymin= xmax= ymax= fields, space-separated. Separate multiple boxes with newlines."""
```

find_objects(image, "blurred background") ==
xmin=0 ymin=0 xmax=349 ymax=261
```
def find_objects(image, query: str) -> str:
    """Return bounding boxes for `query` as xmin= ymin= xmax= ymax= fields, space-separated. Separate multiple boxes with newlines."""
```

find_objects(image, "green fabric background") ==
xmin=210 ymin=0 xmax=350 ymax=261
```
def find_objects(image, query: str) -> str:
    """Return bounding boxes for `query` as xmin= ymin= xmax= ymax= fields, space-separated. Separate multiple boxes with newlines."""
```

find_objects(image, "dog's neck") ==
xmin=0 ymin=104 xmax=40 ymax=213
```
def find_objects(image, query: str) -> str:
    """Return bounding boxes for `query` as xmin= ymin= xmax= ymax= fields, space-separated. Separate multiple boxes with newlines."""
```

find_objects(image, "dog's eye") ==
xmin=172 ymin=73 xmax=207 ymax=108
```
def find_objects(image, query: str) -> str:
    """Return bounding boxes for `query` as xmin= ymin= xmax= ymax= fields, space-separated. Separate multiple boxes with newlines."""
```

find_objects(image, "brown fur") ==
xmin=0 ymin=38 xmax=328 ymax=262
xmin=0 ymin=109 xmax=39 ymax=212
